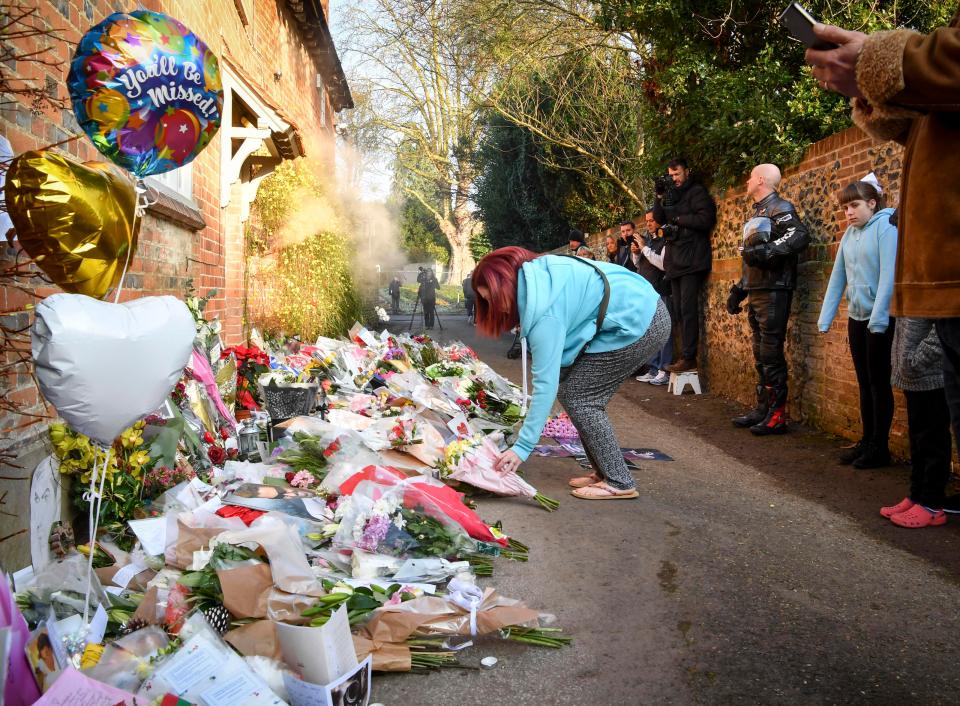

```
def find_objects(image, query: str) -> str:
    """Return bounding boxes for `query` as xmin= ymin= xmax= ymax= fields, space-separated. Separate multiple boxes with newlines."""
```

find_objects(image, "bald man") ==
xmin=727 ymin=164 xmax=810 ymax=435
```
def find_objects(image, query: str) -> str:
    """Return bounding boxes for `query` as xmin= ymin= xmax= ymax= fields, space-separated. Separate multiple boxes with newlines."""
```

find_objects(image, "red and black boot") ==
xmin=750 ymin=385 xmax=788 ymax=436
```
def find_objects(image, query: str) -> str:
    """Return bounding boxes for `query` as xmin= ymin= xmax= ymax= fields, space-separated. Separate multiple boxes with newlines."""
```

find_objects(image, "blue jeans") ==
xmin=648 ymin=296 xmax=674 ymax=371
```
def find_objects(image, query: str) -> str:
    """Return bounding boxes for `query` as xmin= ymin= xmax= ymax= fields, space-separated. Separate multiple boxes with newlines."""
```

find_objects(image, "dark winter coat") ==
xmin=653 ymin=179 xmax=717 ymax=279
xmin=419 ymin=277 xmax=438 ymax=303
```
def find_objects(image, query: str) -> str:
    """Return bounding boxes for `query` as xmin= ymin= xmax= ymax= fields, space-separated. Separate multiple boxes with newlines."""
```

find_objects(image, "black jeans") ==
xmin=422 ymin=299 xmax=436 ymax=328
xmin=464 ymin=298 xmax=475 ymax=319
xmin=670 ymin=273 xmax=704 ymax=360
xmin=847 ymin=318 xmax=895 ymax=449
xmin=935 ymin=317 xmax=960 ymax=452
xmin=904 ymin=388 xmax=952 ymax=508
xmin=747 ymin=289 xmax=792 ymax=391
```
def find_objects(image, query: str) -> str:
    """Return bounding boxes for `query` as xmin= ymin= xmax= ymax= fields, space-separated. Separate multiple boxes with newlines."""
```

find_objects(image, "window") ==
xmin=148 ymin=163 xmax=194 ymax=201
xmin=317 ymin=75 xmax=327 ymax=128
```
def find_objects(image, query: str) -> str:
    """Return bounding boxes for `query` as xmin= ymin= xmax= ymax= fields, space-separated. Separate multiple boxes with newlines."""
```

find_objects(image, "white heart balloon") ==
xmin=32 ymin=293 xmax=195 ymax=445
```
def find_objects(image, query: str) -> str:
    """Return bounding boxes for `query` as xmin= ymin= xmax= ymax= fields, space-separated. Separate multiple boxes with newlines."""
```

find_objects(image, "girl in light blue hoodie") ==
xmin=818 ymin=180 xmax=898 ymax=468
xmin=472 ymin=246 xmax=670 ymax=500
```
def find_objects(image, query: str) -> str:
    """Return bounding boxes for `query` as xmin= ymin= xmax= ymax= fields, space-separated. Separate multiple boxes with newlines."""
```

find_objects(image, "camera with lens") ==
xmin=654 ymin=173 xmax=677 ymax=209
xmin=654 ymin=174 xmax=672 ymax=195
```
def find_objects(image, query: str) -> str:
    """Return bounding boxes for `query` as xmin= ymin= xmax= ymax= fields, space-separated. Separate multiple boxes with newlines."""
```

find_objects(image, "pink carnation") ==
xmin=290 ymin=470 xmax=316 ymax=488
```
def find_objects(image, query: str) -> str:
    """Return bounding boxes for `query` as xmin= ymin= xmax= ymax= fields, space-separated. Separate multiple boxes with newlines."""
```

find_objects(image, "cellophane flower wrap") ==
xmin=438 ymin=435 xmax=536 ymax=499
xmin=358 ymin=415 xmax=445 ymax=466
xmin=331 ymin=480 xmax=478 ymax=561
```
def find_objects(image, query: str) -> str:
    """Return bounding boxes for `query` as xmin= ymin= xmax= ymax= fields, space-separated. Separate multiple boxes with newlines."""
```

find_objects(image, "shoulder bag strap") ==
xmin=556 ymin=254 xmax=611 ymax=367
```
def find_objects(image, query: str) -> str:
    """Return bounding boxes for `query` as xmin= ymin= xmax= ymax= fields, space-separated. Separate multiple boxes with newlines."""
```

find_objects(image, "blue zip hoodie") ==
xmin=511 ymin=255 xmax=659 ymax=461
xmin=818 ymin=207 xmax=898 ymax=334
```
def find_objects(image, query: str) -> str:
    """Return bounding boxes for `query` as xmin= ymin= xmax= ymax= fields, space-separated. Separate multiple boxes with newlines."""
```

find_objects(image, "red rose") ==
xmin=220 ymin=428 xmax=230 ymax=441
xmin=207 ymin=446 xmax=226 ymax=465
xmin=323 ymin=439 xmax=341 ymax=458
xmin=227 ymin=448 xmax=239 ymax=460
xmin=203 ymin=431 xmax=215 ymax=444
xmin=285 ymin=471 xmax=297 ymax=484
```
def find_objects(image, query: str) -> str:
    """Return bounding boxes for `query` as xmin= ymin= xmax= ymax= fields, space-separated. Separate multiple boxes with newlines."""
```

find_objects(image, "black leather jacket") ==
xmin=737 ymin=192 xmax=810 ymax=291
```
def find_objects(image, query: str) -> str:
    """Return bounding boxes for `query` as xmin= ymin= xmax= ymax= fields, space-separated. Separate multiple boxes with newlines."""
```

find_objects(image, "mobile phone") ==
xmin=778 ymin=2 xmax=838 ymax=50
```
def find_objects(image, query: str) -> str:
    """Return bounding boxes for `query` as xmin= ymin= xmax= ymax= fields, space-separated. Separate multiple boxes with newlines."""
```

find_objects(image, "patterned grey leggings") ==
xmin=557 ymin=298 xmax=672 ymax=489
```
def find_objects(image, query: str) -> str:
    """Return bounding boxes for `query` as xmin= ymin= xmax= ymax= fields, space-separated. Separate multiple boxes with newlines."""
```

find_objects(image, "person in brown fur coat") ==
xmin=805 ymin=11 xmax=960 ymax=460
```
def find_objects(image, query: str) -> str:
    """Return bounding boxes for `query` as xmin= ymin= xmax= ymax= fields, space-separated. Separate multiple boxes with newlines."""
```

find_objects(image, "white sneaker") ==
xmin=635 ymin=371 xmax=656 ymax=382
xmin=649 ymin=371 xmax=669 ymax=385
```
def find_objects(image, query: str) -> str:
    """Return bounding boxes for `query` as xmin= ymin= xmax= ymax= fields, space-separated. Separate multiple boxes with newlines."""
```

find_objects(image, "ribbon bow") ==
xmin=447 ymin=578 xmax=483 ymax=636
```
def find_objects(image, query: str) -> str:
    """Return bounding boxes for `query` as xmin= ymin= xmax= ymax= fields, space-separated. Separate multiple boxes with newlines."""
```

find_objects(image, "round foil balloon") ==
xmin=67 ymin=10 xmax=223 ymax=178
xmin=5 ymin=150 xmax=140 ymax=299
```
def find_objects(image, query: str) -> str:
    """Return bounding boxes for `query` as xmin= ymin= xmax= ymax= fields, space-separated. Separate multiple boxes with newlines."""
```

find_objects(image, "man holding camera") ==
xmin=652 ymin=158 xmax=717 ymax=372
xmin=727 ymin=164 xmax=810 ymax=435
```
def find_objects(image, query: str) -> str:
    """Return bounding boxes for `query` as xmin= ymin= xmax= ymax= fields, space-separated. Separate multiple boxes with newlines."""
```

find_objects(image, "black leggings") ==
xmin=847 ymin=318 xmax=895 ymax=449
xmin=905 ymin=388 xmax=952 ymax=508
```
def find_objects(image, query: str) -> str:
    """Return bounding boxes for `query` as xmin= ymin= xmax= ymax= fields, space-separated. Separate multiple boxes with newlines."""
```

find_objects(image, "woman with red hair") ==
xmin=474 ymin=246 xmax=670 ymax=499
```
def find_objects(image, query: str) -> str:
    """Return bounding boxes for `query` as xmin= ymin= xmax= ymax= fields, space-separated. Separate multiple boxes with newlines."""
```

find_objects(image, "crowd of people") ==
xmin=468 ymin=10 xmax=960 ymax=527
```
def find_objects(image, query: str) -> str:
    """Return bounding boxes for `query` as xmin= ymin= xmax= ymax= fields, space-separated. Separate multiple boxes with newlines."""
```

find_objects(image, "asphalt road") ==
xmin=372 ymin=314 xmax=960 ymax=706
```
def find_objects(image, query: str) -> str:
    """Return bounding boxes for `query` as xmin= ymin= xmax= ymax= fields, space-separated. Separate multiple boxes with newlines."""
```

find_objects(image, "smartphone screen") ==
xmin=778 ymin=2 xmax=838 ymax=50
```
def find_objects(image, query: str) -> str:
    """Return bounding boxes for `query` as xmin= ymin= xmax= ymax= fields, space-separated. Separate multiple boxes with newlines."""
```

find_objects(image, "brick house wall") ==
xmin=581 ymin=127 xmax=910 ymax=457
xmin=0 ymin=0 xmax=348 ymax=569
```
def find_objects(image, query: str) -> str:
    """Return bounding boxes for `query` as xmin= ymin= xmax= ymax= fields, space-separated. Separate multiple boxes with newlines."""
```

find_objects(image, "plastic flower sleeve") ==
xmin=358 ymin=415 xmax=445 ymax=466
xmin=332 ymin=480 xmax=479 ymax=562
xmin=83 ymin=626 xmax=169 ymax=692
xmin=445 ymin=436 xmax=537 ymax=499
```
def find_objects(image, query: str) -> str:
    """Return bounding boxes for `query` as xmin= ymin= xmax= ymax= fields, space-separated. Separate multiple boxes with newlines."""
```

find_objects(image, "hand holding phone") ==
xmin=779 ymin=3 xmax=838 ymax=50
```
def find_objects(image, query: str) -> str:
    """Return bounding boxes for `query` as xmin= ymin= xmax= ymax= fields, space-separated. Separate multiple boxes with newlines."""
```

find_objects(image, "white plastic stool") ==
xmin=668 ymin=370 xmax=702 ymax=395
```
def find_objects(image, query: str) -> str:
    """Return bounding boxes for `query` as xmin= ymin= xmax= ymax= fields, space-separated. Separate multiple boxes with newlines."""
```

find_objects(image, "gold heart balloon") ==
xmin=5 ymin=150 xmax=140 ymax=299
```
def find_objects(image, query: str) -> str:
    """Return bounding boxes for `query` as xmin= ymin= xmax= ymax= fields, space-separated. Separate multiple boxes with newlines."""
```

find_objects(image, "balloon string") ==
xmin=113 ymin=239 xmax=132 ymax=304
xmin=82 ymin=444 xmax=111 ymax=627
xmin=113 ymin=182 xmax=157 ymax=303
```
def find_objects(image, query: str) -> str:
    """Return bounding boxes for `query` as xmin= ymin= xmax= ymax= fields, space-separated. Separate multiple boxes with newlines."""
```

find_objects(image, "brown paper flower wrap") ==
xmin=352 ymin=588 xmax=540 ymax=671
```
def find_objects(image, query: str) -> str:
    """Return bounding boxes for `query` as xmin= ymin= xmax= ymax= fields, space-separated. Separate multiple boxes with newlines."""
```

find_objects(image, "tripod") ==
xmin=407 ymin=294 xmax=443 ymax=331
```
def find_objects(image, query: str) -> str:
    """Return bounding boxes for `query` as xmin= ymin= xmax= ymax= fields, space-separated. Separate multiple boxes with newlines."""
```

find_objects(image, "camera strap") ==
xmin=557 ymin=254 xmax=611 ymax=371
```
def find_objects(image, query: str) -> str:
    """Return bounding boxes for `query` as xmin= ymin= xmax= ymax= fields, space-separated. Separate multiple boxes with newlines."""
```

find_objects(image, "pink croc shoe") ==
xmin=890 ymin=504 xmax=947 ymax=528
xmin=880 ymin=497 xmax=915 ymax=519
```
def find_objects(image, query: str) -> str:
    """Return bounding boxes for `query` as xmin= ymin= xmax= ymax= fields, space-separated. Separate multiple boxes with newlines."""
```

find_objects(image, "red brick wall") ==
xmin=1 ymin=0 xmax=337 ymax=428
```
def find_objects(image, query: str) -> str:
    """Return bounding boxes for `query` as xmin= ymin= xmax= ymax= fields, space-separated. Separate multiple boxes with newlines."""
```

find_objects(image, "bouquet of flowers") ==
xmin=460 ymin=380 xmax=524 ymax=427
xmin=221 ymin=344 xmax=271 ymax=410
xmin=388 ymin=418 xmax=422 ymax=449
xmin=49 ymin=422 xmax=153 ymax=546
xmin=331 ymin=482 xmax=479 ymax=565
xmin=276 ymin=431 xmax=349 ymax=483
xmin=358 ymin=416 xmax=445 ymax=466
xmin=542 ymin=413 xmax=579 ymax=440
xmin=436 ymin=435 xmax=558 ymax=511
xmin=423 ymin=362 xmax=466 ymax=381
